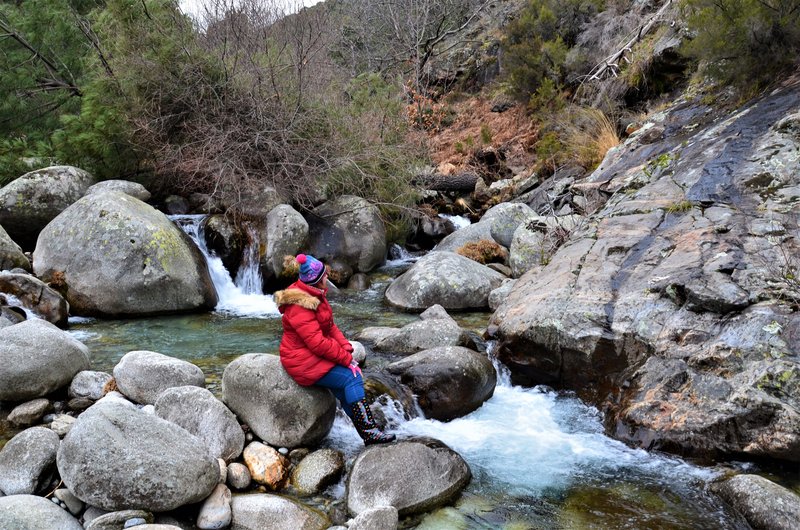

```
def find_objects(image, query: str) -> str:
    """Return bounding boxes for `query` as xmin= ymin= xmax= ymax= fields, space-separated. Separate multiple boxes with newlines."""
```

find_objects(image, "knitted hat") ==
xmin=296 ymin=254 xmax=325 ymax=284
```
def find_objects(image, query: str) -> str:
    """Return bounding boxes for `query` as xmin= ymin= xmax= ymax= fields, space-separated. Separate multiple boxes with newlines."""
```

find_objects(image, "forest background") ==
xmin=1 ymin=0 xmax=799 ymax=240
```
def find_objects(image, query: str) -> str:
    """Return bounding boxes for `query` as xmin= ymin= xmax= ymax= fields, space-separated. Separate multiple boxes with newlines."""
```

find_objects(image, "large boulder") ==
xmin=113 ymin=350 xmax=205 ymax=405
xmin=387 ymin=347 xmax=496 ymax=421
xmin=0 ymin=494 xmax=83 ymax=530
xmin=56 ymin=400 xmax=219 ymax=511
xmin=491 ymin=82 xmax=800 ymax=462
xmin=263 ymin=205 xmax=308 ymax=278
xmin=385 ymin=251 xmax=505 ymax=311
xmin=307 ymin=196 xmax=386 ymax=272
xmin=0 ymin=224 xmax=30 ymax=271
xmin=0 ymin=166 xmax=96 ymax=250
xmin=373 ymin=308 xmax=469 ymax=355
xmin=222 ymin=354 xmax=336 ymax=447
xmin=346 ymin=439 xmax=471 ymax=516
xmin=290 ymin=448 xmax=345 ymax=496
xmin=710 ymin=474 xmax=800 ymax=530
xmin=155 ymin=386 xmax=245 ymax=462
xmin=0 ymin=319 xmax=90 ymax=401
xmin=85 ymin=180 xmax=151 ymax=202
xmin=432 ymin=221 xmax=494 ymax=253
xmin=486 ymin=202 xmax=539 ymax=248
xmin=0 ymin=271 xmax=69 ymax=327
xmin=230 ymin=494 xmax=329 ymax=530
xmin=0 ymin=427 xmax=60 ymax=495
xmin=32 ymin=190 xmax=217 ymax=317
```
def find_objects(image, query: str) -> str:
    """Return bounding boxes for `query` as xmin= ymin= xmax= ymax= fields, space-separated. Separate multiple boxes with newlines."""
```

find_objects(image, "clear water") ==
xmin=4 ymin=216 xmax=751 ymax=528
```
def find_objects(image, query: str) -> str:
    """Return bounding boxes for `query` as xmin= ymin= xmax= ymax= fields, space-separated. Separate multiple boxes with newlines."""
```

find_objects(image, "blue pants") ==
xmin=315 ymin=365 xmax=365 ymax=419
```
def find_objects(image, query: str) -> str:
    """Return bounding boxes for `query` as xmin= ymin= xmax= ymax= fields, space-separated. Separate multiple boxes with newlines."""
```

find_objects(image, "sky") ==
xmin=179 ymin=0 xmax=325 ymax=17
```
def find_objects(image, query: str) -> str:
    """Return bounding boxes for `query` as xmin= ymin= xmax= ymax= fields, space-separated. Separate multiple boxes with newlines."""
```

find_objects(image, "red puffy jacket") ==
xmin=275 ymin=280 xmax=353 ymax=386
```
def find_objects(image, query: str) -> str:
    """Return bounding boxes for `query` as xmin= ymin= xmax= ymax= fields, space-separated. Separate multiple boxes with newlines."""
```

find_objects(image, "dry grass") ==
xmin=560 ymin=106 xmax=620 ymax=170
xmin=457 ymin=239 xmax=508 ymax=264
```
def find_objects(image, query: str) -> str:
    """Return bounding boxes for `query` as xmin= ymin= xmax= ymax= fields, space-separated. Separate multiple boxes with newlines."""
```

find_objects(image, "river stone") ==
xmin=85 ymin=509 xmax=154 ymax=530
xmin=54 ymin=487 xmax=83 ymax=515
xmin=196 ymin=484 xmax=232 ymax=530
xmin=263 ymin=205 xmax=308 ymax=278
xmin=7 ymin=399 xmax=51 ymax=427
xmin=0 ymin=427 xmax=59 ymax=495
xmin=68 ymin=370 xmax=113 ymax=401
xmin=710 ymin=474 xmax=800 ymax=530
xmin=0 ymin=223 xmax=30 ymax=271
xmin=222 ymin=353 xmax=336 ymax=447
xmin=487 ymin=202 xmax=539 ymax=248
xmin=0 ymin=165 xmax=96 ymax=250
xmin=346 ymin=438 xmax=471 ymax=516
xmin=290 ymin=448 xmax=345 ymax=496
xmin=227 ymin=463 xmax=252 ymax=490
xmin=202 ymin=215 xmax=243 ymax=277
xmin=385 ymin=251 xmax=505 ymax=311
xmin=49 ymin=414 xmax=77 ymax=437
xmin=307 ymin=195 xmax=386 ymax=272
xmin=433 ymin=220 xmax=495 ymax=252
xmin=374 ymin=316 xmax=467 ymax=355
xmin=0 ymin=271 xmax=69 ymax=327
xmin=0 ymin=305 xmax=25 ymax=328
xmin=508 ymin=222 xmax=549 ymax=278
xmin=86 ymin=180 xmax=151 ymax=202
xmin=32 ymin=190 xmax=217 ymax=317
xmin=114 ymin=350 xmax=205 ymax=405
xmin=350 ymin=506 xmax=399 ymax=530
xmin=488 ymin=278 xmax=516 ymax=311
xmin=230 ymin=494 xmax=329 ymax=530
xmin=155 ymin=386 xmax=244 ymax=462
xmin=387 ymin=346 xmax=496 ymax=421
xmin=242 ymin=442 xmax=289 ymax=490
xmin=56 ymin=400 xmax=219 ymax=511
xmin=0 ymin=319 xmax=90 ymax=401
xmin=354 ymin=326 xmax=398 ymax=345
xmin=0 ymin=494 xmax=83 ymax=530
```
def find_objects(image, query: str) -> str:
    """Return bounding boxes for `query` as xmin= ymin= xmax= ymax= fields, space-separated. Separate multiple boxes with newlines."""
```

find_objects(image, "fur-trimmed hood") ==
xmin=274 ymin=287 xmax=320 ymax=310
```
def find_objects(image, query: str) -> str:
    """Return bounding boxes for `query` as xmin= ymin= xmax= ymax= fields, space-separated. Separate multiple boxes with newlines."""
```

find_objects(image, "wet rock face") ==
xmin=710 ymin=474 xmax=800 ymax=530
xmin=492 ymin=81 xmax=800 ymax=462
xmin=32 ymin=190 xmax=217 ymax=317
xmin=0 ymin=271 xmax=69 ymax=327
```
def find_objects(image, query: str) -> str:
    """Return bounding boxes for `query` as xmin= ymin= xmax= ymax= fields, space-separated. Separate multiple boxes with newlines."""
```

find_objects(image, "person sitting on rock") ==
xmin=274 ymin=253 xmax=395 ymax=445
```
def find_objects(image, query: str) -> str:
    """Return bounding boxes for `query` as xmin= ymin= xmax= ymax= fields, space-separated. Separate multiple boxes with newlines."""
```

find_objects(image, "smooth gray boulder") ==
xmin=263 ymin=205 xmax=308 ymax=278
xmin=347 ymin=439 xmax=471 ymax=516
xmin=290 ymin=448 xmax=345 ymax=496
xmin=0 ymin=494 xmax=83 ymax=530
xmin=508 ymin=222 xmax=548 ymax=278
xmin=488 ymin=278 xmax=516 ymax=311
xmin=155 ymin=386 xmax=245 ymax=462
xmin=68 ymin=370 xmax=113 ymax=401
xmin=373 ymin=312 xmax=468 ymax=355
xmin=0 ymin=427 xmax=60 ymax=495
xmin=230 ymin=494 xmax=329 ymax=530
xmin=307 ymin=195 xmax=386 ymax=272
xmin=385 ymin=251 xmax=505 ymax=311
xmin=56 ymin=400 xmax=219 ymax=511
xmin=711 ymin=474 xmax=800 ymax=530
xmin=487 ymin=202 xmax=539 ymax=248
xmin=222 ymin=354 xmax=336 ymax=448
xmin=113 ymin=350 xmax=205 ymax=405
xmin=32 ymin=190 xmax=217 ymax=317
xmin=387 ymin=346 xmax=496 ymax=421
xmin=0 ymin=224 xmax=30 ymax=271
xmin=0 ymin=319 xmax=90 ymax=401
xmin=350 ymin=506 xmax=399 ymax=530
xmin=0 ymin=165 xmax=96 ymax=250
xmin=0 ymin=271 xmax=69 ymax=327
xmin=433 ymin=220 xmax=494 ymax=252
xmin=85 ymin=180 xmax=151 ymax=202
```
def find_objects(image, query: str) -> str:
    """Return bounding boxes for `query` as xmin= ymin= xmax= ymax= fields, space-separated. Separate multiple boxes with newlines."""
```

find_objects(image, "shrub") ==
xmin=456 ymin=239 xmax=509 ymax=264
xmin=480 ymin=124 xmax=493 ymax=144
xmin=559 ymin=106 xmax=620 ymax=170
xmin=680 ymin=0 xmax=800 ymax=88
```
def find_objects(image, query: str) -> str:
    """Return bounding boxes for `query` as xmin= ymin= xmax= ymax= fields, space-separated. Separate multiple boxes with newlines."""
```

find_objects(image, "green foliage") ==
xmin=480 ymin=124 xmax=492 ymax=144
xmin=681 ymin=0 xmax=800 ymax=87
xmin=502 ymin=0 xmax=602 ymax=100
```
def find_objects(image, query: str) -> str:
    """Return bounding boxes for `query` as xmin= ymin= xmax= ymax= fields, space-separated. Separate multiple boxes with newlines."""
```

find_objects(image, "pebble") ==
xmin=49 ymin=414 xmax=76 ymax=437
xmin=55 ymin=487 xmax=84 ymax=515
xmin=226 ymin=463 xmax=251 ymax=490
xmin=217 ymin=459 xmax=227 ymax=484
xmin=196 ymin=484 xmax=232 ymax=530
xmin=8 ymin=399 xmax=51 ymax=427
xmin=124 ymin=518 xmax=148 ymax=528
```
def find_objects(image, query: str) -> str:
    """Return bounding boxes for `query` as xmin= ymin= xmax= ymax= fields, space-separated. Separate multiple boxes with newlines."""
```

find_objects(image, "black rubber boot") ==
xmin=350 ymin=399 xmax=396 ymax=445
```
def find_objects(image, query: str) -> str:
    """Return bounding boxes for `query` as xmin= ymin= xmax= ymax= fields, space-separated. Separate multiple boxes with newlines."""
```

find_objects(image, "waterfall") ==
xmin=234 ymin=221 xmax=262 ymax=294
xmin=439 ymin=213 xmax=471 ymax=229
xmin=171 ymin=215 xmax=279 ymax=318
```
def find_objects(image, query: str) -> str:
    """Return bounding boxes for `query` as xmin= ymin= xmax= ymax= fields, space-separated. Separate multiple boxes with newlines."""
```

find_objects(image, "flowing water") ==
xmin=12 ymin=215 xmax=753 ymax=528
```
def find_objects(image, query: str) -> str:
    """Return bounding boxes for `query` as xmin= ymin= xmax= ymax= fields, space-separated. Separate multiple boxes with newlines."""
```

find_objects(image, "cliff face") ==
xmin=490 ymin=76 xmax=800 ymax=462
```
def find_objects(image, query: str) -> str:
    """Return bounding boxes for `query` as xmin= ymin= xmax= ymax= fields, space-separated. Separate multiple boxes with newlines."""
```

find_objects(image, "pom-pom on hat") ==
xmin=296 ymin=254 xmax=325 ymax=284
